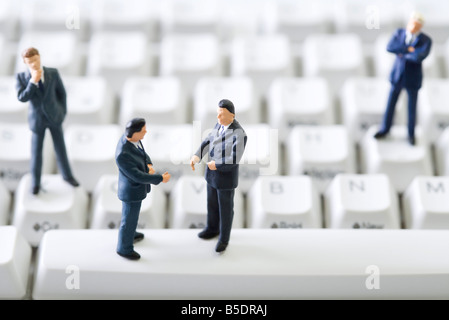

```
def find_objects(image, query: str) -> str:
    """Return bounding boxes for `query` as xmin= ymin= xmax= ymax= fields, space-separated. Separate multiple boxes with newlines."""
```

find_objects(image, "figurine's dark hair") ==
xmin=218 ymin=99 xmax=235 ymax=115
xmin=125 ymin=118 xmax=146 ymax=138
xmin=22 ymin=47 xmax=40 ymax=60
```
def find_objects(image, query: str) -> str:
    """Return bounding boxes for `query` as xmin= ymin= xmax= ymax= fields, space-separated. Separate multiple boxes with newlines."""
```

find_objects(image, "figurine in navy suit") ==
xmin=116 ymin=118 xmax=170 ymax=260
xmin=16 ymin=47 xmax=79 ymax=194
xmin=190 ymin=99 xmax=247 ymax=253
xmin=374 ymin=12 xmax=432 ymax=145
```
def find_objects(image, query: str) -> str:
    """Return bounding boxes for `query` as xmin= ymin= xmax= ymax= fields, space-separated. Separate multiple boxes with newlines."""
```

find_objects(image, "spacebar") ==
xmin=33 ymin=229 xmax=449 ymax=299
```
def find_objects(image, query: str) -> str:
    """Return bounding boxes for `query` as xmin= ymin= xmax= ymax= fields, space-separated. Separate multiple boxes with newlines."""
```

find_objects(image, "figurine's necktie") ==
xmin=38 ymin=79 xmax=44 ymax=92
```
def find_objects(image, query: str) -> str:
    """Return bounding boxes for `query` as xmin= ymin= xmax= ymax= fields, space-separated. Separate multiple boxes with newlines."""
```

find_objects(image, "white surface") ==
xmin=33 ymin=228 xmax=449 ymax=299
xmin=0 ymin=179 xmax=10 ymax=225
xmin=0 ymin=77 xmax=28 ymax=123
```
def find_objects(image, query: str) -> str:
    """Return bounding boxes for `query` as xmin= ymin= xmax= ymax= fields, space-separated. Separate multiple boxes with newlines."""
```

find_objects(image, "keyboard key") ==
xmin=247 ymin=175 xmax=321 ymax=228
xmin=142 ymin=124 xmax=201 ymax=193
xmin=0 ymin=179 xmax=10 ymax=225
xmin=286 ymin=125 xmax=356 ymax=193
xmin=90 ymin=174 xmax=167 ymax=229
xmin=230 ymin=34 xmax=293 ymax=100
xmin=0 ymin=34 xmax=8 ymax=75
xmin=239 ymin=124 xmax=281 ymax=193
xmin=267 ymin=77 xmax=333 ymax=143
xmin=87 ymin=31 xmax=152 ymax=95
xmin=324 ymin=173 xmax=400 ymax=229
xmin=434 ymin=127 xmax=449 ymax=176
xmin=159 ymin=33 xmax=222 ymax=99
xmin=65 ymin=124 xmax=121 ymax=192
xmin=169 ymin=176 xmax=244 ymax=229
xmin=15 ymin=31 xmax=82 ymax=76
xmin=0 ymin=123 xmax=54 ymax=192
xmin=13 ymin=174 xmax=89 ymax=246
xmin=64 ymin=76 xmax=115 ymax=125
xmin=419 ymin=79 xmax=449 ymax=143
xmin=0 ymin=0 xmax=18 ymax=40
xmin=160 ymin=0 xmax=219 ymax=36
xmin=360 ymin=126 xmax=433 ymax=193
xmin=120 ymin=77 xmax=187 ymax=126
xmin=193 ymin=76 xmax=258 ymax=128
xmin=403 ymin=176 xmax=449 ymax=229
xmin=0 ymin=76 xmax=28 ymax=123
xmin=340 ymin=77 xmax=406 ymax=143
xmin=33 ymin=228 xmax=449 ymax=299
xmin=303 ymin=33 xmax=366 ymax=99
xmin=0 ymin=226 xmax=32 ymax=299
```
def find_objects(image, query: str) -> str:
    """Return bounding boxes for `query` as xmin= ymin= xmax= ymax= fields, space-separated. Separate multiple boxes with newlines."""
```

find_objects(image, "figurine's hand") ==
xmin=190 ymin=155 xmax=200 ymax=171
xmin=162 ymin=172 xmax=171 ymax=183
xmin=31 ymin=69 xmax=42 ymax=83
xmin=207 ymin=161 xmax=217 ymax=171
xmin=147 ymin=164 xmax=155 ymax=175
xmin=408 ymin=46 xmax=415 ymax=52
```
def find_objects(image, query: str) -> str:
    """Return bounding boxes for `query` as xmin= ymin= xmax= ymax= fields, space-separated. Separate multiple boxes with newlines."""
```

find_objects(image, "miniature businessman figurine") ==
xmin=374 ymin=12 xmax=432 ymax=146
xmin=190 ymin=99 xmax=247 ymax=253
xmin=16 ymin=47 xmax=79 ymax=194
xmin=116 ymin=118 xmax=170 ymax=260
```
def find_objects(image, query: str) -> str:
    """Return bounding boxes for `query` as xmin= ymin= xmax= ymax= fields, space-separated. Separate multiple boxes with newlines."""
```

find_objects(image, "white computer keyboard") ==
xmin=1 ymin=0 xmax=449 ymax=300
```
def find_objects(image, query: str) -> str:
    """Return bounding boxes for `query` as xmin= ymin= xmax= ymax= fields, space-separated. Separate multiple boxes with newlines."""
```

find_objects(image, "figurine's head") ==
xmin=22 ymin=47 xmax=41 ymax=71
xmin=125 ymin=118 xmax=147 ymax=142
xmin=407 ymin=11 xmax=424 ymax=34
xmin=217 ymin=99 xmax=235 ymax=126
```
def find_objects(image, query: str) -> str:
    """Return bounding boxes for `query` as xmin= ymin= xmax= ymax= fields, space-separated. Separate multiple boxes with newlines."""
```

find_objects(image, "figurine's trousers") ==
xmin=380 ymin=83 xmax=419 ymax=139
xmin=31 ymin=123 xmax=74 ymax=188
xmin=206 ymin=184 xmax=235 ymax=244
xmin=117 ymin=200 xmax=142 ymax=254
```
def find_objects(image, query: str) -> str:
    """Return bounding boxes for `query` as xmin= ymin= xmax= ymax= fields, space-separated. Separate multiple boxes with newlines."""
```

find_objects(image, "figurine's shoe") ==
xmin=64 ymin=177 xmax=80 ymax=187
xmin=215 ymin=241 xmax=228 ymax=253
xmin=133 ymin=232 xmax=144 ymax=243
xmin=117 ymin=250 xmax=141 ymax=260
xmin=408 ymin=136 xmax=415 ymax=146
xmin=31 ymin=186 xmax=40 ymax=195
xmin=198 ymin=229 xmax=219 ymax=240
xmin=374 ymin=131 xmax=388 ymax=139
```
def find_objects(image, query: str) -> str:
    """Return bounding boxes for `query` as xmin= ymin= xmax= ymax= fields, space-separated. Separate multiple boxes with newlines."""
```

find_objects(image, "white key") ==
xmin=0 ymin=226 xmax=32 ymax=299
xmin=216 ymin=0 xmax=261 ymax=40
xmin=193 ymin=76 xmax=258 ymax=128
xmin=120 ymin=77 xmax=187 ymax=126
xmin=0 ymin=123 xmax=54 ymax=192
xmin=419 ymin=79 xmax=449 ymax=143
xmin=90 ymin=0 xmax=158 ymax=40
xmin=434 ymin=127 xmax=449 ymax=176
xmin=65 ymin=124 xmax=121 ymax=193
xmin=302 ymin=33 xmax=366 ymax=99
xmin=239 ymin=124 xmax=280 ymax=193
xmin=340 ymin=77 xmax=406 ymax=143
xmin=13 ymin=174 xmax=89 ymax=247
xmin=374 ymin=33 xmax=439 ymax=79
xmin=33 ymin=228 xmax=449 ymax=299
xmin=271 ymin=0 xmax=331 ymax=42
xmin=0 ymin=35 xmax=7 ymax=76
xmin=360 ymin=125 xmax=433 ymax=193
xmin=64 ymin=76 xmax=115 ymax=125
xmin=0 ymin=76 xmax=28 ymax=123
xmin=403 ymin=176 xmax=449 ymax=229
xmin=15 ymin=31 xmax=81 ymax=76
xmin=0 ymin=179 xmax=10 ymax=225
xmin=267 ymin=77 xmax=333 ymax=143
xmin=247 ymin=175 xmax=321 ymax=229
xmin=159 ymin=33 xmax=222 ymax=99
xmin=333 ymin=0 xmax=398 ymax=43
xmin=169 ymin=176 xmax=244 ymax=229
xmin=87 ymin=31 xmax=152 ymax=95
xmin=142 ymin=124 xmax=201 ymax=193
xmin=324 ymin=173 xmax=400 ymax=229
xmin=90 ymin=174 xmax=166 ymax=229
xmin=0 ymin=0 xmax=18 ymax=40
xmin=230 ymin=34 xmax=293 ymax=100
xmin=286 ymin=125 xmax=356 ymax=193
xmin=160 ymin=0 xmax=220 ymax=36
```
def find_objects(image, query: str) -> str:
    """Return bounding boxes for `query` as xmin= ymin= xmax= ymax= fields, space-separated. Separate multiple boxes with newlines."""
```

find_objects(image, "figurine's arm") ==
xmin=386 ymin=30 xmax=409 ymax=55
xmin=191 ymin=135 xmax=211 ymax=170
xmin=16 ymin=73 xmax=38 ymax=102
xmin=404 ymin=37 xmax=432 ymax=63
xmin=215 ymin=131 xmax=247 ymax=172
xmin=117 ymin=153 xmax=163 ymax=185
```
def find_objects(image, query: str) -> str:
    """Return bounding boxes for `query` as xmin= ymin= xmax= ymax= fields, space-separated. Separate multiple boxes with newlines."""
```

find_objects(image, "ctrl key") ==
xmin=0 ymin=226 xmax=32 ymax=299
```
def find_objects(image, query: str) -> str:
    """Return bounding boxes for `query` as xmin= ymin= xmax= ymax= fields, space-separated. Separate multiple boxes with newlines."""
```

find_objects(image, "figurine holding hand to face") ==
xmin=190 ymin=99 xmax=247 ymax=253
xmin=16 ymin=47 xmax=79 ymax=194
xmin=115 ymin=118 xmax=170 ymax=260
xmin=374 ymin=12 xmax=432 ymax=145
